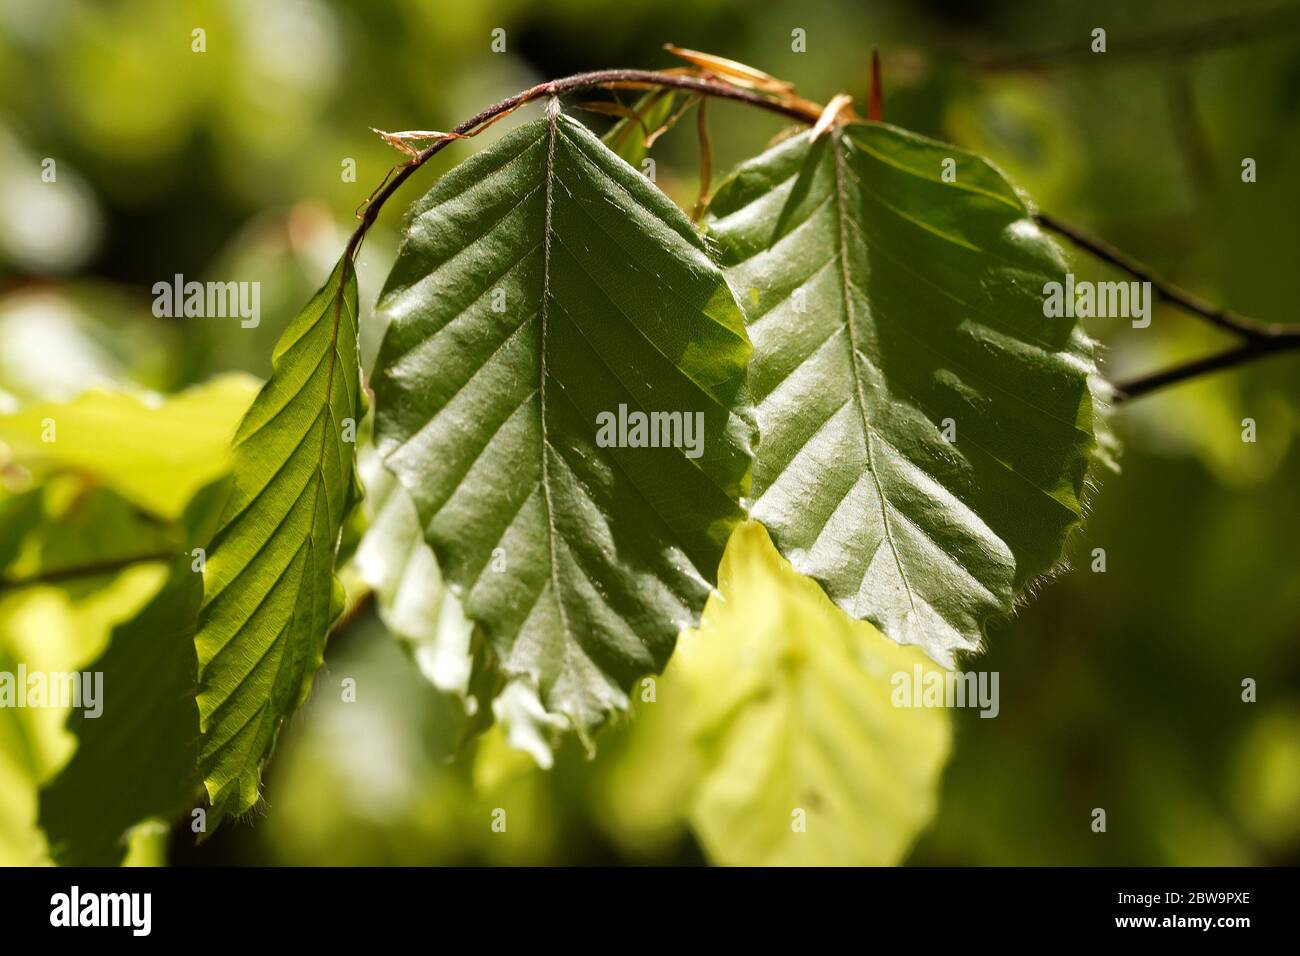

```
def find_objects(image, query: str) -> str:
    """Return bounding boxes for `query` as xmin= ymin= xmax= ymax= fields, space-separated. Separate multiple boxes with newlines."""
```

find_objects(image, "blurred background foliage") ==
xmin=0 ymin=0 xmax=1298 ymax=865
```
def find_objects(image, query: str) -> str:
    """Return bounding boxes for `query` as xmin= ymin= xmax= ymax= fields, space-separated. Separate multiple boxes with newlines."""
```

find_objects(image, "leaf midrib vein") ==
xmin=537 ymin=102 xmax=577 ymax=671
xmin=832 ymin=133 xmax=916 ymax=617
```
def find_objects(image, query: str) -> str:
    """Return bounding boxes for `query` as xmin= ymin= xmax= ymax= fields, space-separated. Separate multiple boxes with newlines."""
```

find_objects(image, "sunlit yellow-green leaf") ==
xmin=194 ymin=259 xmax=363 ymax=827
xmin=0 ymin=560 xmax=166 ymax=864
xmin=605 ymin=521 xmax=951 ymax=866
xmin=0 ymin=373 xmax=259 ymax=519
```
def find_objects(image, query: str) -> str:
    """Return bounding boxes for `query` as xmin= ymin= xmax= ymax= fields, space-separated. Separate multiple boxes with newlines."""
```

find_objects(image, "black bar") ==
xmin=0 ymin=866 xmax=1289 ymax=941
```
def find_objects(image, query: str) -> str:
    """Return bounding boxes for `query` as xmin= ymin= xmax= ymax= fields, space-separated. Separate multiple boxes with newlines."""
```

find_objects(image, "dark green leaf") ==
xmin=37 ymin=479 xmax=228 ymax=865
xmin=0 ymin=481 xmax=176 ymax=590
xmin=704 ymin=124 xmax=1099 ymax=664
xmin=373 ymin=110 xmax=753 ymax=734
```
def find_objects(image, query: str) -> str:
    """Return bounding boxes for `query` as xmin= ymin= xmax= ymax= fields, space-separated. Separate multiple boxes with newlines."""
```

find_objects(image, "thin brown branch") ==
xmin=343 ymin=69 xmax=822 ymax=264
xmin=1034 ymin=212 xmax=1289 ymax=341
xmin=0 ymin=551 xmax=176 ymax=593
xmin=1035 ymin=212 xmax=1300 ymax=401
xmin=1113 ymin=340 xmax=1295 ymax=402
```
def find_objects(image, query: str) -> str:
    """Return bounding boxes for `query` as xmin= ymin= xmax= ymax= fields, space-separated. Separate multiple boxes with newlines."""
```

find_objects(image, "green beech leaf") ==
xmin=704 ymin=124 xmax=1099 ymax=665
xmin=353 ymin=446 xmax=553 ymax=757
xmin=373 ymin=109 xmax=753 ymax=734
xmin=0 ymin=530 xmax=171 ymax=864
xmin=38 ymin=479 xmax=228 ymax=866
xmin=0 ymin=374 xmax=259 ymax=520
xmin=353 ymin=442 xmax=497 ymax=733
xmin=194 ymin=258 xmax=363 ymax=824
xmin=354 ymin=443 xmax=474 ymax=694
xmin=602 ymin=89 xmax=676 ymax=167
xmin=0 ymin=480 xmax=176 ymax=588
xmin=0 ymin=489 xmax=48 ymax=578
xmin=598 ymin=521 xmax=951 ymax=865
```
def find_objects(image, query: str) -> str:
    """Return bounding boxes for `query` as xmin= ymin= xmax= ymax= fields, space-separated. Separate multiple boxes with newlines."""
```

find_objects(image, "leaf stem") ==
xmin=691 ymin=97 xmax=712 ymax=223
